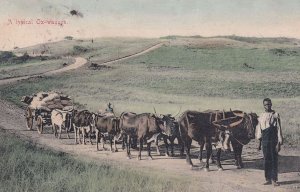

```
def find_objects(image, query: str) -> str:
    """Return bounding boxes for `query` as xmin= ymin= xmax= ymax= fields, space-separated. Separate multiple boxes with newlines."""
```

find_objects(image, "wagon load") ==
xmin=21 ymin=91 xmax=73 ymax=111
xmin=21 ymin=91 xmax=73 ymax=134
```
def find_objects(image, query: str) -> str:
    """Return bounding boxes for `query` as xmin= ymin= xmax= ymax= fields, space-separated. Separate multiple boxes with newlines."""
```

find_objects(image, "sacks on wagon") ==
xmin=22 ymin=91 xmax=73 ymax=111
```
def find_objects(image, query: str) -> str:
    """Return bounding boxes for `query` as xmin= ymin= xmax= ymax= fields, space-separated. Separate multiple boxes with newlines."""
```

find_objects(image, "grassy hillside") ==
xmin=0 ymin=38 xmax=160 ymax=79
xmin=14 ymin=37 xmax=161 ymax=60
xmin=0 ymin=129 xmax=190 ymax=192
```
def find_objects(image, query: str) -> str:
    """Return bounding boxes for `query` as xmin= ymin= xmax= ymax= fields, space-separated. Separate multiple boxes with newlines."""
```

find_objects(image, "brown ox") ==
xmin=72 ymin=110 xmax=94 ymax=145
xmin=92 ymin=113 xmax=120 ymax=152
xmin=119 ymin=112 xmax=171 ymax=160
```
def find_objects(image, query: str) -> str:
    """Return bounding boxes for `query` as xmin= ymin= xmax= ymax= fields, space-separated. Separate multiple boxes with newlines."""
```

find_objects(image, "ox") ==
xmin=51 ymin=108 xmax=73 ymax=139
xmin=119 ymin=112 xmax=172 ymax=160
xmin=72 ymin=110 xmax=94 ymax=145
xmin=92 ymin=113 xmax=120 ymax=152
xmin=212 ymin=111 xmax=258 ymax=169
xmin=178 ymin=110 xmax=236 ymax=171
xmin=178 ymin=111 xmax=214 ymax=171
xmin=147 ymin=114 xmax=184 ymax=157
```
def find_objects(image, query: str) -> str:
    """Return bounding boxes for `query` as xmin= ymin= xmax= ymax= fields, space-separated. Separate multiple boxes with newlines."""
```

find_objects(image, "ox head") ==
xmin=156 ymin=114 xmax=176 ymax=136
xmin=246 ymin=113 xmax=258 ymax=139
xmin=236 ymin=112 xmax=258 ymax=140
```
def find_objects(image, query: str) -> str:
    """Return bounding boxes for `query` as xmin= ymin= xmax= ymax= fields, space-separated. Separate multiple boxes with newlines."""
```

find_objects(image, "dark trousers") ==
xmin=262 ymin=126 xmax=278 ymax=181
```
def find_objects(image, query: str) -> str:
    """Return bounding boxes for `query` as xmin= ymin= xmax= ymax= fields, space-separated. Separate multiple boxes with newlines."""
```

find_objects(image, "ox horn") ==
xmin=153 ymin=107 xmax=157 ymax=115
xmin=173 ymin=106 xmax=182 ymax=117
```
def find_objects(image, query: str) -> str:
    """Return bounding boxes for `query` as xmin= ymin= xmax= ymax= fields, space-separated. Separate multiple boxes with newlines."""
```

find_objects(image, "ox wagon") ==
xmin=21 ymin=92 xmax=74 ymax=134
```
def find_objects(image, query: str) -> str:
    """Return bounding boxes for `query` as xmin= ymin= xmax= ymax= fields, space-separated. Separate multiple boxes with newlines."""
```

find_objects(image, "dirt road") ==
xmin=0 ymin=99 xmax=299 ymax=192
xmin=0 ymin=57 xmax=87 ymax=85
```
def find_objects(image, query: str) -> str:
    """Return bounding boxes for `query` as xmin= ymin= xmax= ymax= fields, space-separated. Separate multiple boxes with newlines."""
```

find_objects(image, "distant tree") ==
xmin=19 ymin=52 xmax=30 ymax=62
xmin=65 ymin=36 xmax=74 ymax=40
xmin=73 ymin=45 xmax=88 ymax=54
xmin=0 ymin=51 xmax=16 ymax=62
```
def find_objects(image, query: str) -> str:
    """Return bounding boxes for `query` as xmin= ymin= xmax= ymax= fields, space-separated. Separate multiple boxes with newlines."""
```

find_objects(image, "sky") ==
xmin=1 ymin=0 xmax=300 ymax=50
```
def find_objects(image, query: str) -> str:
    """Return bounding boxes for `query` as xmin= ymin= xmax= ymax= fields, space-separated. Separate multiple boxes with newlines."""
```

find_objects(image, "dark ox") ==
xmin=197 ymin=110 xmax=237 ymax=166
xmin=119 ymin=112 xmax=172 ymax=160
xmin=178 ymin=110 xmax=221 ymax=171
xmin=212 ymin=111 xmax=258 ymax=169
xmin=92 ymin=113 xmax=120 ymax=152
xmin=72 ymin=110 xmax=94 ymax=145
xmin=147 ymin=114 xmax=184 ymax=157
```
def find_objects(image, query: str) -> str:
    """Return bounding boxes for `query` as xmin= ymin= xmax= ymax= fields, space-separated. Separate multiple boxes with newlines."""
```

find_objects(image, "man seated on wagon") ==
xmin=105 ymin=102 xmax=114 ymax=113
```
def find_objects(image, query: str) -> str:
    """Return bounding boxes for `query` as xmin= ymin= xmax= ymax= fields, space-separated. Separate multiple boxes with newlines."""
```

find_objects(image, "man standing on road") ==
xmin=256 ymin=98 xmax=283 ymax=186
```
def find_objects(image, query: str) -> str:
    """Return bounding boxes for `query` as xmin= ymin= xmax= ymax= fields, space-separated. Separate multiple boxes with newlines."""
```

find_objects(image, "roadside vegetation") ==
xmin=0 ymin=129 xmax=190 ymax=192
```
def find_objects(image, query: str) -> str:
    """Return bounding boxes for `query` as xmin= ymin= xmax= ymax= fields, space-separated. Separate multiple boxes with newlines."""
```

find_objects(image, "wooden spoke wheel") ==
xmin=25 ymin=107 xmax=33 ymax=130
xmin=36 ymin=116 xmax=44 ymax=134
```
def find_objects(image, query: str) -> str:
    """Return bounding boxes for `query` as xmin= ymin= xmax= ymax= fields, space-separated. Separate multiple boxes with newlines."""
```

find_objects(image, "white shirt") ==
xmin=256 ymin=111 xmax=283 ymax=144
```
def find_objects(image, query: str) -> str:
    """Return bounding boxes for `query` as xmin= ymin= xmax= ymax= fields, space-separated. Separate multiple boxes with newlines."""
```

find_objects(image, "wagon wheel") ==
xmin=36 ymin=115 xmax=44 ymax=134
xmin=25 ymin=107 xmax=33 ymax=130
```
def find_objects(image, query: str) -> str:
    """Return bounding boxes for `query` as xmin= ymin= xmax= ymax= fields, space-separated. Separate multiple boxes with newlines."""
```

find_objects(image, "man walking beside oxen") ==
xmin=256 ymin=98 xmax=283 ymax=186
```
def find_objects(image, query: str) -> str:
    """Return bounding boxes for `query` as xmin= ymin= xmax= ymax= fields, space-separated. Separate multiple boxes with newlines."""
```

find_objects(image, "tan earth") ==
xmin=0 ymin=42 xmax=299 ymax=192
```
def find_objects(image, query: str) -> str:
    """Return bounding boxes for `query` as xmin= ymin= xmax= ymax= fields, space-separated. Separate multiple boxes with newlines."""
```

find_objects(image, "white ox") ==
xmin=51 ymin=109 xmax=73 ymax=139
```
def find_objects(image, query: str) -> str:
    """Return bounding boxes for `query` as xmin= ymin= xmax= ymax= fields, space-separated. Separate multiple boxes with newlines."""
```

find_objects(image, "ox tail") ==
xmin=178 ymin=112 xmax=188 ymax=138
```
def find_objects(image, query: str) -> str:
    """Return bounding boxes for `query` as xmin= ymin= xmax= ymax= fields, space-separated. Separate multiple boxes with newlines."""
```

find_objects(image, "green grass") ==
xmin=0 ymin=57 xmax=74 ymax=79
xmin=0 ymin=129 xmax=190 ymax=192
xmin=125 ymin=46 xmax=300 ymax=72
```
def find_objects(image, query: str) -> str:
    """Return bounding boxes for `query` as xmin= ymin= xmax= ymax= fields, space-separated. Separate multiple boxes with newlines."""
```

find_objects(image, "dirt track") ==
xmin=0 ymin=43 xmax=299 ymax=191
xmin=0 ymin=57 xmax=87 ymax=85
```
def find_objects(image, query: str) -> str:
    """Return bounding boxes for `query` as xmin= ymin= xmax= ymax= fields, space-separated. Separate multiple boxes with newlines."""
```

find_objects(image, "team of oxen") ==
xmin=50 ymin=107 xmax=258 ymax=171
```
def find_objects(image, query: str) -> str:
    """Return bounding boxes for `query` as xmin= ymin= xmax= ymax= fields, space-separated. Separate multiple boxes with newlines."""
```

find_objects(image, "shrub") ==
xmin=64 ymin=36 xmax=73 ymax=40
xmin=73 ymin=45 xmax=88 ymax=54
xmin=0 ymin=51 xmax=16 ymax=63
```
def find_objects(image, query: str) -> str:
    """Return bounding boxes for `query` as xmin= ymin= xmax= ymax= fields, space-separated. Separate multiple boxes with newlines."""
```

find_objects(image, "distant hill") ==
xmin=160 ymin=35 xmax=203 ymax=39
xmin=214 ymin=35 xmax=300 ymax=45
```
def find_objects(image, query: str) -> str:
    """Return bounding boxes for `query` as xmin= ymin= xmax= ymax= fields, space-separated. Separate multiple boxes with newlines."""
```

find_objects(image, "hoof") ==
xmin=115 ymin=149 xmax=118 ymax=152
xmin=218 ymin=168 xmax=224 ymax=171
xmin=204 ymin=168 xmax=210 ymax=172
xmin=209 ymin=159 xmax=215 ymax=164
xmin=165 ymin=154 xmax=170 ymax=157
xmin=199 ymin=160 xmax=204 ymax=163
xmin=237 ymin=166 xmax=242 ymax=169
xmin=126 ymin=156 xmax=131 ymax=160
xmin=148 ymin=156 xmax=153 ymax=160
